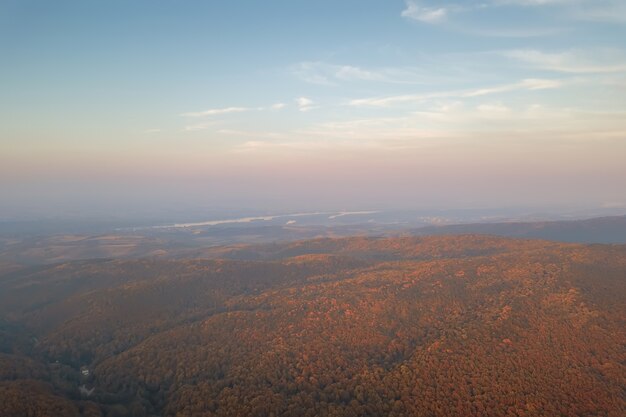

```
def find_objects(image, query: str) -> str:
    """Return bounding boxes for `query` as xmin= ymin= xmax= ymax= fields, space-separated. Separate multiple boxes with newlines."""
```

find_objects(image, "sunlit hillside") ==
xmin=1 ymin=235 xmax=624 ymax=416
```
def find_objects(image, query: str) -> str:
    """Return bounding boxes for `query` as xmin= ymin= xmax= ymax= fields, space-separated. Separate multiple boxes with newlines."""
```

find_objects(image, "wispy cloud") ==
xmin=400 ymin=1 xmax=569 ymax=38
xmin=292 ymin=62 xmax=407 ymax=85
xmin=464 ymin=78 xmax=564 ymax=97
xmin=181 ymin=107 xmax=250 ymax=117
xmin=296 ymin=97 xmax=316 ymax=112
xmin=217 ymin=129 xmax=289 ymax=140
xmin=521 ymin=78 xmax=566 ymax=89
xmin=143 ymin=128 xmax=161 ymax=134
xmin=493 ymin=0 xmax=575 ymax=5
xmin=494 ymin=0 xmax=626 ymax=22
xmin=296 ymin=61 xmax=451 ymax=86
xmin=401 ymin=1 xmax=448 ymax=23
xmin=224 ymin=99 xmax=626 ymax=155
xmin=504 ymin=49 xmax=626 ymax=73
xmin=402 ymin=0 xmax=626 ymax=29
xmin=349 ymin=78 xmax=564 ymax=107
xmin=180 ymin=102 xmax=287 ymax=131
xmin=461 ymin=26 xmax=566 ymax=37
xmin=411 ymin=101 xmax=626 ymax=135
xmin=571 ymin=1 xmax=626 ymax=23
xmin=335 ymin=65 xmax=386 ymax=81
xmin=183 ymin=122 xmax=220 ymax=132
xmin=292 ymin=62 xmax=335 ymax=85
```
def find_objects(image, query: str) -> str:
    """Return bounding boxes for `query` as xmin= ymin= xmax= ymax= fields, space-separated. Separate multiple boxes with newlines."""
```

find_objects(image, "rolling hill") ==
xmin=0 ymin=235 xmax=624 ymax=416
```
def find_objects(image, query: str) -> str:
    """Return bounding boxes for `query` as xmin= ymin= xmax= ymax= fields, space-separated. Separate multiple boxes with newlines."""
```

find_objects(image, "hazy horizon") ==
xmin=2 ymin=0 xmax=625 ymax=218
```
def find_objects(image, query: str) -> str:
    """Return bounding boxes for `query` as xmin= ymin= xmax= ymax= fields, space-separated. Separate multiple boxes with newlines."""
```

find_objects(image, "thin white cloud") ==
xmin=572 ymin=2 xmax=626 ymax=23
xmin=317 ymin=117 xmax=408 ymax=130
xmin=475 ymin=103 xmax=512 ymax=119
xmin=217 ymin=129 xmax=289 ymax=140
xmin=349 ymin=78 xmax=564 ymax=107
xmin=296 ymin=97 xmax=316 ymax=112
xmin=462 ymin=85 xmax=512 ymax=98
xmin=409 ymin=100 xmax=626 ymax=134
xmin=504 ymin=49 xmax=626 ymax=73
xmin=227 ymin=102 xmax=626 ymax=154
xmin=181 ymin=107 xmax=249 ymax=117
xmin=296 ymin=97 xmax=313 ymax=107
xmin=292 ymin=62 xmax=400 ymax=85
xmin=494 ymin=0 xmax=575 ymax=5
xmin=293 ymin=60 xmax=465 ymax=86
xmin=292 ymin=62 xmax=334 ymax=85
xmin=400 ymin=1 xmax=568 ymax=37
xmin=463 ymin=78 xmax=563 ymax=97
xmin=494 ymin=0 xmax=626 ymax=22
xmin=180 ymin=102 xmax=288 ymax=128
xmin=335 ymin=65 xmax=385 ymax=81
xmin=183 ymin=122 xmax=219 ymax=132
xmin=143 ymin=128 xmax=161 ymax=134
xmin=402 ymin=0 xmax=536 ymax=28
xmin=520 ymin=78 xmax=565 ymax=89
xmin=403 ymin=0 xmax=626 ymax=27
xmin=461 ymin=26 xmax=566 ymax=37
xmin=402 ymin=1 xmax=448 ymax=23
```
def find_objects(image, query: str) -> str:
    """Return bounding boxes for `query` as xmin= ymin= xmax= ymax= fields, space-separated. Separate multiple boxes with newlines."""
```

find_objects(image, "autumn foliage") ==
xmin=0 ymin=235 xmax=624 ymax=416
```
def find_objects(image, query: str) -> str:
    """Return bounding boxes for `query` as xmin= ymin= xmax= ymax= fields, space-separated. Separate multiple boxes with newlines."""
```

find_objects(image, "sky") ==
xmin=1 ymin=0 xmax=626 ymax=217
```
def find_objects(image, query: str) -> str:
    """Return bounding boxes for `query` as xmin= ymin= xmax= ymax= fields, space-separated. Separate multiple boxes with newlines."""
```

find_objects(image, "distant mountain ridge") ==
xmin=414 ymin=215 xmax=626 ymax=243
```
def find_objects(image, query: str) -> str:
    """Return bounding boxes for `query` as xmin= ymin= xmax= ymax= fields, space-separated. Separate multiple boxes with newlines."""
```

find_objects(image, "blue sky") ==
xmin=1 ymin=0 xmax=626 ymax=215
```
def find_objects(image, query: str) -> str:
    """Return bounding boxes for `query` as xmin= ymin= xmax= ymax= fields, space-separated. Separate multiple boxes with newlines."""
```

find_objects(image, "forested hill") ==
xmin=0 ymin=235 xmax=625 ymax=417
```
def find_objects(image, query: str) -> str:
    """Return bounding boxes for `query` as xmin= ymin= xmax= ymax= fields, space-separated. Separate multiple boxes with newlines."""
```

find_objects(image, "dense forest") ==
xmin=0 ymin=235 xmax=624 ymax=416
